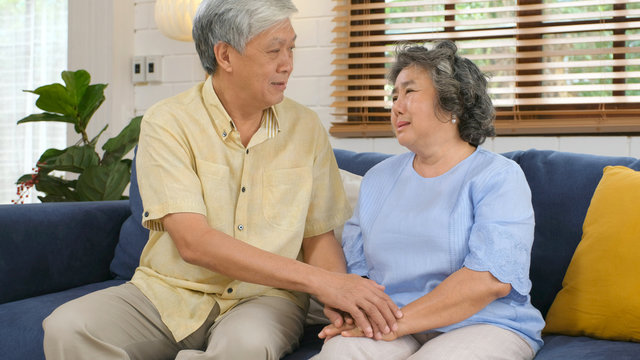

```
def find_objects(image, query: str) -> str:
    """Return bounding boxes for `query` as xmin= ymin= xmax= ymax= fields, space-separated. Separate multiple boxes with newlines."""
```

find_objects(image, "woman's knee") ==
xmin=315 ymin=335 xmax=417 ymax=360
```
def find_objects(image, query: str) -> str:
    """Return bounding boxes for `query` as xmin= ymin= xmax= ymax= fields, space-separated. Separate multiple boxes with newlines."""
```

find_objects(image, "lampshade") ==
xmin=154 ymin=0 xmax=203 ymax=42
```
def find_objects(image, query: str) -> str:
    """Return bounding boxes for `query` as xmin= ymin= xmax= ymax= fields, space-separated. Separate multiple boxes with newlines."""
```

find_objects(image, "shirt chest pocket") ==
xmin=263 ymin=167 xmax=312 ymax=231
xmin=196 ymin=159 xmax=233 ymax=230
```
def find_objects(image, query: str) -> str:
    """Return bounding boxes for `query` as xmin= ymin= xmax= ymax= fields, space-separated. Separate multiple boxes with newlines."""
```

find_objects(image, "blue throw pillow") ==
xmin=109 ymin=148 xmax=149 ymax=280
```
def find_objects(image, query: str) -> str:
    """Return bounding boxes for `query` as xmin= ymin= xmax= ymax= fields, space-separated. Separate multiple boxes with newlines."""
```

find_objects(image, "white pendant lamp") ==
xmin=154 ymin=0 xmax=203 ymax=42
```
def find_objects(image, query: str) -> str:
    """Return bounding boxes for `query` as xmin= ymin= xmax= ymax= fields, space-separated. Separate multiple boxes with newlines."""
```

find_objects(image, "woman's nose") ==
xmin=392 ymin=97 xmax=404 ymax=116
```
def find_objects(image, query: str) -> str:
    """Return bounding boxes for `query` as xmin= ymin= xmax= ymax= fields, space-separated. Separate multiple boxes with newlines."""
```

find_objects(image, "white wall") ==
xmin=71 ymin=0 xmax=640 ymax=158
xmin=68 ymin=0 xmax=134 ymax=150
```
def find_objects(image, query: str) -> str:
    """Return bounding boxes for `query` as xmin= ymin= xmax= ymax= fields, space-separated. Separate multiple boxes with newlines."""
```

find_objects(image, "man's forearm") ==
xmin=302 ymin=230 xmax=347 ymax=273
xmin=164 ymin=212 xmax=332 ymax=295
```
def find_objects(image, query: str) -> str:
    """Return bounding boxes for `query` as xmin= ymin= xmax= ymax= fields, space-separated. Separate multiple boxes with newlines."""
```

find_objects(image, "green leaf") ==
xmin=37 ymin=145 xmax=100 ymax=173
xmin=102 ymin=116 xmax=142 ymax=166
xmin=25 ymin=83 xmax=76 ymax=116
xmin=77 ymin=83 xmax=107 ymax=131
xmin=76 ymin=161 xmax=130 ymax=201
xmin=17 ymin=112 xmax=77 ymax=125
xmin=37 ymin=148 xmax=66 ymax=163
xmin=33 ymin=173 xmax=79 ymax=201
xmin=61 ymin=70 xmax=90 ymax=104
xmin=34 ymin=148 xmax=66 ymax=175
xmin=89 ymin=124 xmax=109 ymax=147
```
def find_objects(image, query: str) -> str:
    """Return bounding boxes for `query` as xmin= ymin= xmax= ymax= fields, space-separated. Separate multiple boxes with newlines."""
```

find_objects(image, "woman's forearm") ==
xmin=395 ymin=267 xmax=511 ymax=337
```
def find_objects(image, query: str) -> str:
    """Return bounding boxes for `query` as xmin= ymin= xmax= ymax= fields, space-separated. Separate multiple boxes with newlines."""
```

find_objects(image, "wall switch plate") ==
xmin=132 ymin=56 xmax=146 ymax=83
xmin=145 ymin=55 xmax=162 ymax=82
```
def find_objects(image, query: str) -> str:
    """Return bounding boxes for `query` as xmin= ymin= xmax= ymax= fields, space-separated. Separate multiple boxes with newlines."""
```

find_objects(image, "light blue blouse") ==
xmin=342 ymin=147 xmax=545 ymax=352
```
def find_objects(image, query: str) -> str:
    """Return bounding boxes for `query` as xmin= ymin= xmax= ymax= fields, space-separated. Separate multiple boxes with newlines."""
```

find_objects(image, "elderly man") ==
xmin=42 ymin=0 xmax=401 ymax=359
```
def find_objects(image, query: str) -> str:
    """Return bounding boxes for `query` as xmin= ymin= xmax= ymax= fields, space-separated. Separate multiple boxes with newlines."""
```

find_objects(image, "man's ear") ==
xmin=214 ymin=42 xmax=233 ymax=73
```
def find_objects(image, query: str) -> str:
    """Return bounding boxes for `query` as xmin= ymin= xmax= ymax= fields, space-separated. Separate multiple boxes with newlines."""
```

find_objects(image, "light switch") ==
xmin=146 ymin=55 xmax=162 ymax=82
xmin=132 ymin=56 xmax=146 ymax=83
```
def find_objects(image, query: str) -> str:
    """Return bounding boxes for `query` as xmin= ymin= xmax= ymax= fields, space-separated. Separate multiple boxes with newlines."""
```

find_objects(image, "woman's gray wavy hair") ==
xmin=192 ymin=0 xmax=298 ymax=75
xmin=388 ymin=41 xmax=495 ymax=146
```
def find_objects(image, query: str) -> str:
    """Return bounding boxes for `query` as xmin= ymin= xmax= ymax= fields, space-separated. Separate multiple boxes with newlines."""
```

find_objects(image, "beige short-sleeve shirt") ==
xmin=131 ymin=77 xmax=351 ymax=342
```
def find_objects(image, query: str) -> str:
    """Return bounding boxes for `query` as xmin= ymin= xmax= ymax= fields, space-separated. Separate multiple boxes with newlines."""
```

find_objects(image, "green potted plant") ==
xmin=14 ymin=69 xmax=141 ymax=203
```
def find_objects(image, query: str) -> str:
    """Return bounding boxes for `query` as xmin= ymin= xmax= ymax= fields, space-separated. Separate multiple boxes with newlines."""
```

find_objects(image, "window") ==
xmin=330 ymin=0 xmax=640 ymax=137
xmin=0 ymin=0 xmax=68 ymax=203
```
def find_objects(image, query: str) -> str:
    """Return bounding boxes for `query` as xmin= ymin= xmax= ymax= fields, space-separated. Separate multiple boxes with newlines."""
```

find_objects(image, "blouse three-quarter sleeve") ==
xmin=463 ymin=162 xmax=536 ymax=296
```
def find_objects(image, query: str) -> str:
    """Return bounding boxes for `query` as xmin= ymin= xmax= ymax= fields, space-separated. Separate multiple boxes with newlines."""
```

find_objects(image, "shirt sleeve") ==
xmin=136 ymin=106 xmax=207 ymax=231
xmin=302 ymin=120 xmax=352 ymax=238
xmin=463 ymin=162 xmax=535 ymax=296
xmin=341 ymin=201 xmax=369 ymax=277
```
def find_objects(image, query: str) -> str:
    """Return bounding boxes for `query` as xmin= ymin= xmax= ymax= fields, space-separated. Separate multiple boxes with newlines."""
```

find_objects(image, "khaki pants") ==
xmin=312 ymin=324 xmax=535 ymax=360
xmin=43 ymin=283 xmax=306 ymax=360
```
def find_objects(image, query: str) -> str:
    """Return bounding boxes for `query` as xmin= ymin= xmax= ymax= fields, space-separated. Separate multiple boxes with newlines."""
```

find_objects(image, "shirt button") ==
xmin=246 ymin=149 xmax=249 ymax=154
xmin=241 ymin=186 xmax=246 ymax=193
xmin=238 ymin=224 xmax=244 ymax=231
xmin=227 ymin=288 xmax=233 ymax=294
xmin=222 ymin=130 xmax=227 ymax=137
xmin=144 ymin=211 xmax=149 ymax=217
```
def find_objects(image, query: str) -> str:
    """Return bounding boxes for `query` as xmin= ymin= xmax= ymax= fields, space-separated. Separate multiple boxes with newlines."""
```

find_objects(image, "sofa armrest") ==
xmin=0 ymin=200 xmax=131 ymax=304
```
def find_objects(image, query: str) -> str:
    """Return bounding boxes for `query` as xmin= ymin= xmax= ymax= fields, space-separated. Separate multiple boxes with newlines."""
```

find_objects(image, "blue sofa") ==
xmin=1 ymin=148 xmax=639 ymax=359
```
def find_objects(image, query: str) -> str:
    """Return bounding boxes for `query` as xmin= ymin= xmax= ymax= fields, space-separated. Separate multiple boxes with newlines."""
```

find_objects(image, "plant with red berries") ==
xmin=15 ymin=69 xmax=141 ymax=202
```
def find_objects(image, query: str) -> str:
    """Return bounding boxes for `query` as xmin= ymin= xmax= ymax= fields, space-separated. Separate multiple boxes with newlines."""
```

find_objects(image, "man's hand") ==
xmin=315 ymin=272 xmax=402 ymax=339
xmin=323 ymin=305 xmax=353 ymax=329
xmin=302 ymin=231 xmax=402 ymax=338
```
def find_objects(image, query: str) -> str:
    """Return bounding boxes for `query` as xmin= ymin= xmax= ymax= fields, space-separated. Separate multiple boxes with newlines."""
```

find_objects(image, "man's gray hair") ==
xmin=193 ymin=0 xmax=298 ymax=75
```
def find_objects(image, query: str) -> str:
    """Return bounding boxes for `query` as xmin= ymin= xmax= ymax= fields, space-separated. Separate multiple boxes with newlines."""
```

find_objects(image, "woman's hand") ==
xmin=318 ymin=322 xmax=358 ymax=342
xmin=340 ymin=326 xmax=402 ymax=341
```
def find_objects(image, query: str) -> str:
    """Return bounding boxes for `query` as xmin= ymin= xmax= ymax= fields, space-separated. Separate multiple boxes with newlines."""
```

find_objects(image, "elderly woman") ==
xmin=314 ymin=41 xmax=545 ymax=360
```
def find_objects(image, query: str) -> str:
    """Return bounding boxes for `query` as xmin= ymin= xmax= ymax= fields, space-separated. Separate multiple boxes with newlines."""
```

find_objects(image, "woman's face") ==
xmin=391 ymin=65 xmax=450 ymax=151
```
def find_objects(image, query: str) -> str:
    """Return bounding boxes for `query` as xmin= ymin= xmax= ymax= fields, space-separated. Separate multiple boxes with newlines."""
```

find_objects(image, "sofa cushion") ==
xmin=110 ymin=148 xmax=149 ymax=280
xmin=502 ymin=150 xmax=640 ymax=318
xmin=543 ymin=166 xmax=640 ymax=341
xmin=0 ymin=280 xmax=124 ymax=360
xmin=534 ymin=335 xmax=640 ymax=360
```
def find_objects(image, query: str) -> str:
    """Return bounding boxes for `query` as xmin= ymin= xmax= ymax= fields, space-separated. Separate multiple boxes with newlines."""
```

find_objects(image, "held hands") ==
xmin=316 ymin=273 xmax=403 ymax=340
xmin=318 ymin=321 xmax=402 ymax=342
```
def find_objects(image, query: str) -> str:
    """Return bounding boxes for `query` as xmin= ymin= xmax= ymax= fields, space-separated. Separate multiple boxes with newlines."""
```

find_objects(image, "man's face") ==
xmin=231 ymin=19 xmax=297 ymax=109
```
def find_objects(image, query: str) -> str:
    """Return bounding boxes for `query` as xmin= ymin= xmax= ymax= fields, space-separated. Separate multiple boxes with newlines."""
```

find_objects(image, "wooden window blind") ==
xmin=329 ymin=0 xmax=640 ymax=137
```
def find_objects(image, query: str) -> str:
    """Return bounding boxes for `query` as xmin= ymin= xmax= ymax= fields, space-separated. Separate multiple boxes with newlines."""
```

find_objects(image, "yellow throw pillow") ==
xmin=543 ymin=166 xmax=640 ymax=342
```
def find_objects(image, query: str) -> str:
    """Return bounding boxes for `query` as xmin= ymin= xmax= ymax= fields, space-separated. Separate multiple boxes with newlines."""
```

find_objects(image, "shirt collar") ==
xmin=202 ymin=76 xmax=280 ymax=143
